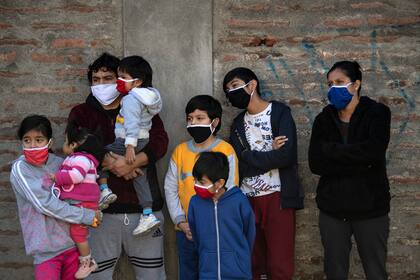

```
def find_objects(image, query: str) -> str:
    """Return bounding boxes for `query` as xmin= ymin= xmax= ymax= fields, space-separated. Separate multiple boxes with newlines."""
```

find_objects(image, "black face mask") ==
xmin=226 ymin=83 xmax=252 ymax=109
xmin=187 ymin=123 xmax=214 ymax=144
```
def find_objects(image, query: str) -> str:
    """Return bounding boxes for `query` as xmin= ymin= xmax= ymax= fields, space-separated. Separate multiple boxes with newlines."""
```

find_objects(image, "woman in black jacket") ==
xmin=308 ymin=61 xmax=391 ymax=280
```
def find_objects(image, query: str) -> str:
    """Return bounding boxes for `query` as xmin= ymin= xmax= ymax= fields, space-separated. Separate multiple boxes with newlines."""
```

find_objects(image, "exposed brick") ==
xmin=0 ymin=150 xmax=19 ymax=157
xmin=0 ymin=37 xmax=39 ymax=46
xmin=0 ymin=262 xmax=32 ymax=268
xmin=226 ymin=19 xmax=289 ymax=29
xmin=48 ymin=117 xmax=69 ymax=125
xmin=377 ymin=96 xmax=407 ymax=106
xmin=0 ymin=6 xmax=50 ymax=14
xmin=0 ymin=50 xmax=16 ymax=63
xmin=368 ymin=16 xmax=420 ymax=26
xmin=67 ymin=54 xmax=84 ymax=64
xmin=52 ymin=38 xmax=86 ymax=48
xmin=286 ymin=35 xmax=334 ymax=44
xmin=324 ymin=17 xmax=365 ymax=28
xmin=0 ymin=22 xmax=12 ymax=29
xmin=229 ymin=3 xmax=270 ymax=12
xmin=318 ymin=50 xmax=372 ymax=59
xmin=350 ymin=2 xmax=387 ymax=9
xmin=90 ymin=38 xmax=113 ymax=48
xmin=31 ymin=22 xmax=85 ymax=31
xmin=389 ymin=176 xmax=420 ymax=184
xmin=0 ymin=4 xmax=106 ymax=15
xmin=31 ymin=53 xmax=66 ymax=63
xmin=392 ymin=114 xmax=420 ymax=122
xmin=16 ymin=86 xmax=77 ymax=94
xmin=398 ymin=239 xmax=420 ymax=246
xmin=221 ymin=54 xmax=241 ymax=62
xmin=0 ymin=245 xmax=10 ymax=252
xmin=296 ymin=255 xmax=323 ymax=265
xmin=55 ymin=68 xmax=87 ymax=79
xmin=0 ymin=71 xmax=30 ymax=78
xmin=224 ymin=35 xmax=278 ymax=47
xmin=0 ymin=230 xmax=19 ymax=236
xmin=58 ymin=101 xmax=81 ymax=110
xmin=61 ymin=4 xmax=96 ymax=13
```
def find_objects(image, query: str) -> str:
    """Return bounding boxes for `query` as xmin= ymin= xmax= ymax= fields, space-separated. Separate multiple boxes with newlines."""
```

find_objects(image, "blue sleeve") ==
xmin=188 ymin=197 xmax=198 ymax=245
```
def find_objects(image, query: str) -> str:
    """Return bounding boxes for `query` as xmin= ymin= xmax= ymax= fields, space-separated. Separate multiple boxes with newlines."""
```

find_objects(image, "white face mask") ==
xmin=91 ymin=83 xmax=120 ymax=106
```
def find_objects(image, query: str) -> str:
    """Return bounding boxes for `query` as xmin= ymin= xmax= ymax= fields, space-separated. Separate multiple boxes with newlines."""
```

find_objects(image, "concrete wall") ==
xmin=0 ymin=0 xmax=419 ymax=279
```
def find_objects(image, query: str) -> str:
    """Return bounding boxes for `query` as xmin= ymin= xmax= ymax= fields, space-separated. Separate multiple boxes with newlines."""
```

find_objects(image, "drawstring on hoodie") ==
xmin=124 ymin=214 xmax=130 ymax=226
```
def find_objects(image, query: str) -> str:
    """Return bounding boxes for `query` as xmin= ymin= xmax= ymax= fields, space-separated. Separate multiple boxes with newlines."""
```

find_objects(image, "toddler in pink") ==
xmin=50 ymin=121 xmax=106 ymax=279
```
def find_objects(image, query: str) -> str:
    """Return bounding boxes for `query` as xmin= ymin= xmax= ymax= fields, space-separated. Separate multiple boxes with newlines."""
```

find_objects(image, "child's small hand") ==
xmin=178 ymin=222 xmax=193 ymax=241
xmin=125 ymin=145 xmax=136 ymax=165
xmin=272 ymin=136 xmax=288 ymax=150
xmin=48 ymin=173 xmax=56 ymax=182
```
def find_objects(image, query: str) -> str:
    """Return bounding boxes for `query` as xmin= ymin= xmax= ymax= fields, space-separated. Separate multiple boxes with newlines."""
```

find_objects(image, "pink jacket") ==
xmin=54 ymin=152 xmax=100 ymax=202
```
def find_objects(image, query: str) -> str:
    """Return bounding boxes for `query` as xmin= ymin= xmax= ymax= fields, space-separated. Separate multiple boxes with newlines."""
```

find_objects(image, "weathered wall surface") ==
xmin=0 ymin=0 xmax=419 ymax=279
xmin=213 ymin=1 xmax=420 ymax=279
xmin=0 ymin=0 xmax=123 ymax=279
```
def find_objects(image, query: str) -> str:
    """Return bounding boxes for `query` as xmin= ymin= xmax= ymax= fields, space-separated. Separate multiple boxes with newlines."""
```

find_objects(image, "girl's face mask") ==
xmin=23 ymin=140 xmax=51 ymax=166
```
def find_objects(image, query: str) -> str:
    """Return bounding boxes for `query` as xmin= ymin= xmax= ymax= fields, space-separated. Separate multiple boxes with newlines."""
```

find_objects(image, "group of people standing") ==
xmin=10 ymin=52 xmax=391 ymax=280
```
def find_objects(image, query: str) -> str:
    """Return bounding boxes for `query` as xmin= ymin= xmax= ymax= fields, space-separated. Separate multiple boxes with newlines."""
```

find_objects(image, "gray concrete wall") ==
xmin=117 ymin=0 xmax=213 ymax=279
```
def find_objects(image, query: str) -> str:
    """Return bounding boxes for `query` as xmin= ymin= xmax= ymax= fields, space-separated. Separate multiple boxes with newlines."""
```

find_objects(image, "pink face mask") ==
xmin=194 ymin=183 xmax=214 ymax=199
xmin=23 ymin=140 xmax=50 ymax=166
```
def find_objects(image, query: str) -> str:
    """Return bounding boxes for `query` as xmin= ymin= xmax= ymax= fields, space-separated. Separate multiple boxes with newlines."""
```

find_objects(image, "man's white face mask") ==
xmin=91 ymin=83 xmax=120 ymax=106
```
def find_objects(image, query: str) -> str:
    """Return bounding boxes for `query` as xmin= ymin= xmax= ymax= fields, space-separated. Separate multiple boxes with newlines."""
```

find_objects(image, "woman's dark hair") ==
xmin=193 ymin=152 xmax=229 ymax=187
xmin=66 ymin=121 xmax=106 ymax=163
xmin=222 ymin=67 xmax=261 ymax=96
xmin=327 ymin=61 xmax=362 ymax=94
xmin=185 ymin=95 xmax=222 ymax=134
xmin=118 ymin=55 xmax=153 ymax=87
xmin=18 ymin=115 xmax=52 ymax=140
xmin=88 ymin=52 xmax=120 ymax=84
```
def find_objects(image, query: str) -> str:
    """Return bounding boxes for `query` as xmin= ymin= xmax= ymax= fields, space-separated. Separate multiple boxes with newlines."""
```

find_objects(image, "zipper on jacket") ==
xmin=214 ymin=200 xmax=221 ymax=280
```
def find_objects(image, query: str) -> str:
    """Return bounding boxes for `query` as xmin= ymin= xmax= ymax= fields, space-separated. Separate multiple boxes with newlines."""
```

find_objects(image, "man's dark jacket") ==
xmin=308 ymin=96 xmax=391 ymax=220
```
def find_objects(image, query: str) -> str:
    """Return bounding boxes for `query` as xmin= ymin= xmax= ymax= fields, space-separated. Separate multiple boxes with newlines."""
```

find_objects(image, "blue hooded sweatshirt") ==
xmin=188 ymin=187 xmax=255 ymax=280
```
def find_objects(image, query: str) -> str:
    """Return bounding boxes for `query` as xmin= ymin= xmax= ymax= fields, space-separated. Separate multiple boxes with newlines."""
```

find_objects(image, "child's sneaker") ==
xmin=99 ymin=188 xmax=117 ymax=210
xmin=75 ymin=255 xmax=98 ymax=279
xmin=132 ymin=213 xmax=161 ymax=236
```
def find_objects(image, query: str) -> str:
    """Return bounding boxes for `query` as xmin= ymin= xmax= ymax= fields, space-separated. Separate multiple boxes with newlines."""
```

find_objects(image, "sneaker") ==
xmin=75 ymin=255 xmax=98 ymax=279
xmin=99 ymin=188 xmax=117 ymax=210
xmin=132 ymin=213 xmax=161 ymax=236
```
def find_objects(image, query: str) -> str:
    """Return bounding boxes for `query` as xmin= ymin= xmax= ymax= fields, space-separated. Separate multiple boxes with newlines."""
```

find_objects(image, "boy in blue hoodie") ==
xmin=188 ymin=152 xmax=255 ymax=280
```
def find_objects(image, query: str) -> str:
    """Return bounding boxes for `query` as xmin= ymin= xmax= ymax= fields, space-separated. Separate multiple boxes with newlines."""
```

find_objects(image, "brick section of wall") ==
xmin=214 ymin=0 xmax=420 ymax=279
xmin=0 ymin=0 xmax=123 ymax=279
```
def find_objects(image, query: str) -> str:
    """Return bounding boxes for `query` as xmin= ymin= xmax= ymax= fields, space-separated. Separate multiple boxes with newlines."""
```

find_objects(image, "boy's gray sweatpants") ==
xmin=87 ymin=212 xmax=165 ymax=280
xmin=106 ymin=137 xmax=153 ymax=208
